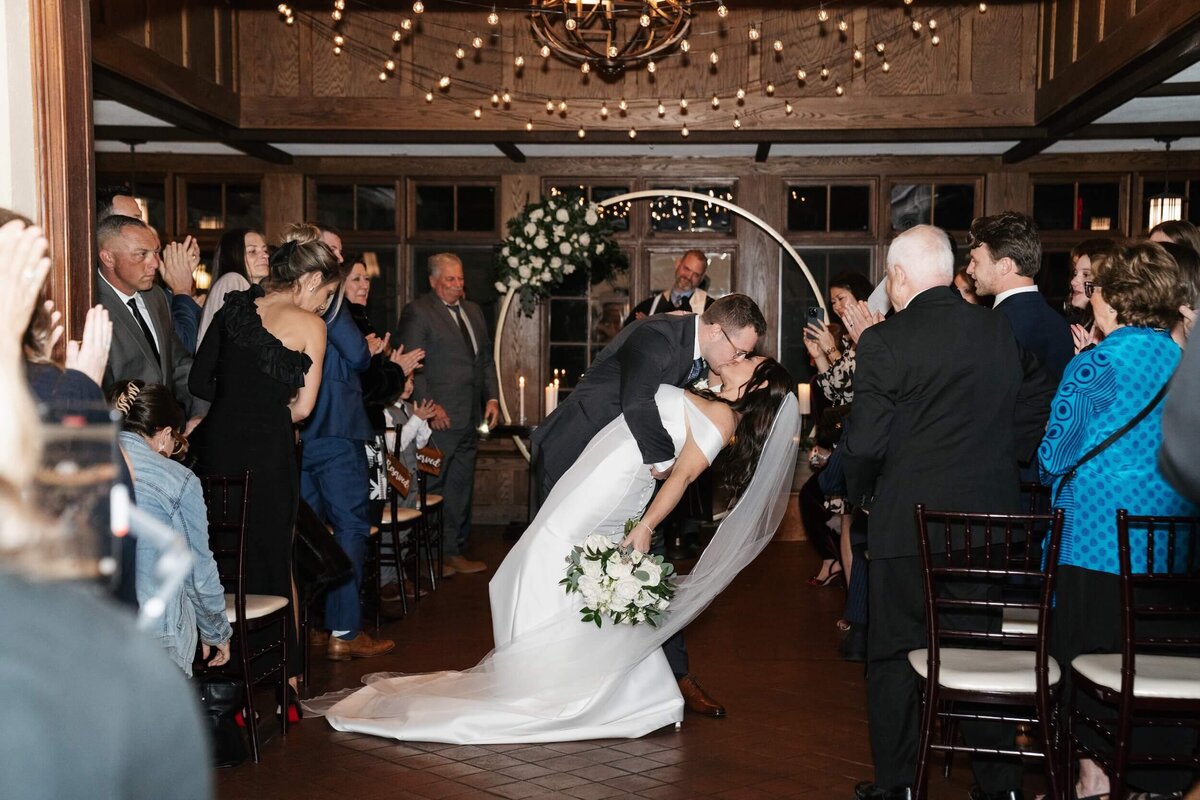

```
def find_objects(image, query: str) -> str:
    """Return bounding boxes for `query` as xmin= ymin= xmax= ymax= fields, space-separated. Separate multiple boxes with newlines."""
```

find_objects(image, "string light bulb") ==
xmin=487 ymin=9 xmax=499 ymax=26
xmin=978 ymin=2 xmax=987 ymax=11
xmin=392 ymin=29 xmax=403 ymax=42
xmin=912 ymin=20 xmax=922 ymax=30
xmin=748 ymin=26 xmax=760 ymax=42
xmin=525 ymin=118 xmax=533 ymax=131
xmin=473 ymin=107 xmax=483 ymax=119
xmin=628 ymin=127 xmax=637 ymax=139
xmin=928 ymin=18 xmax=938 ymax=29
xmin=679 ymin=96 xmax=688 ymax=110
xmin=546 ymin=99 xmax=555 ymax=112
xmin=657 ymin=100 xmax=666 ymax=116
xmin=817 ymin=9 xmax=829 ymax=22
xmin=412 ymin=1 xmax=424 ymax=12
xmin=333 ymin=34 xmax=345 ymax=46
xmin=581 ymin=62 xmax=591 ymax=74
xmin=820 ymin=65 xmax=829 ymax=79
xmin=773 ymin=40 xmax=784 ymax=52
xmin=472 ymin=36 xmax=484 ymax=49
xmin=539 ymin=45 xmax=551 ymax=58
xmin=577 ymin=126 xmax=586 ymax=139
xmin=425 ymin=90 xmax=434 ymax=102
xmin=331 ymin=9 xmax=342 ymax=21
xmin=680 ymin=39 xmax=691 ymax=53
xmin=455 ymin=46 xmax=466 ymax=60
xmin=717 ymin=4 xmax=729 ymax=18
xmin=882 ymin=60 xmax=891 ymax=72
xmin=785 ymin=101 xmax=793 ymax=114
xmin=501 ymin=90 xmax=511 ymax=104
xmin=931 ymin=34 xmax=940 ymax=45
xmin=853 ymin=48 xmax=863 ymax=62
xmin=438 ymin=75 xmax=451 ymax=88
xmin=733 ymin=114 xmax=741 ymax=129
xmin=378 ymin=71 xmax=387 ymax=81
xmin=333 ymin=45 xmax=342 ymax=55
xmin=618 ymin=98 xmax=628 ymax=111
xmin=837 ymin=18 xmax=849 ymax=32
xmin=709 ymin=51 xmax=719 ymax=65
xmin=766 ymin=82 xmax=775 ymax=95
xmin=797 ymin=68 xmax=807 ymax=80
xmin=681 ymin=124 xmax=689 ymax=137
xmin=600 ymin=102 xmax=609 ymax=118
xmin=711 ymin=94 xmax=720 ymax=108
xmin=514 ymin=55 xmax=525 ymax=68
xmin=736 ymin=87 xmax=746 ymax=100
xmin=491 ymin=91 xmax=500 ymax=105
xmin=385 ymin=59 xmax=396 ymax=71
xmin=558 ymin=99 xmax=568 ymax=112
xmin=835 ymin=83 xmax=845 ymax=96
xmin=876 ymin=42 xmax=886 ymax=53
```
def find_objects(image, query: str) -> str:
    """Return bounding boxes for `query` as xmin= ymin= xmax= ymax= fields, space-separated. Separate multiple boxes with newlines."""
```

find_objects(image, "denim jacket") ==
xmin=122 ymin=431 xmax=231 ymax=674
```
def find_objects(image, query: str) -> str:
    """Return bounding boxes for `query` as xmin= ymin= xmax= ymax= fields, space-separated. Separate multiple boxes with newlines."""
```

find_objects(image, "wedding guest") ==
xmin=1161 ymin=319 xmax=1200 ymax=503
xmin=967 ymin=211 xmax=1074 ymax=385
xmin=626 ymin=249 xmax=713 ymax=324
xmin=1068 ymin=238 xmax=1117 ymax=353
xmin=1039 ymin=241 xmax=1197 ymax=800
xmin=95 ymin=215 xmax=196 ymax=415
xmin=800 ymin=405 xmax=852 ymax=589
xmin=396 ymin=252 xmax=500 ymax=577
xmin=110 ymin=379 xmax=231 ymax=676
xmin=805 ymin=272 xmax=875 ymax=405
xmin=844 ymin=225 xmax=1053 ymax=800
xmin=319 ymin=225 xmax=344 ymax=264
xmin=953 ymin=265 xmax=980 ymax=304
xmin=196 ymin=228 xmax=270 ymax=345
xmin=189 ymin=239 xmax=340 ymax=686
xmin=1159 ymin=241 xmax=1199 ymax=346
xmin=1149 ymin=218 xmax=1200 ymax=254
xmin=0 ymin=217 xmax=210 ymax=800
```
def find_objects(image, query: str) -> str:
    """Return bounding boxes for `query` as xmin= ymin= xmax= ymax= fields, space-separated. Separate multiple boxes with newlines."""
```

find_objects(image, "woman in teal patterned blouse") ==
xmin=1039 ymin=241 xmax=1197 ymax=799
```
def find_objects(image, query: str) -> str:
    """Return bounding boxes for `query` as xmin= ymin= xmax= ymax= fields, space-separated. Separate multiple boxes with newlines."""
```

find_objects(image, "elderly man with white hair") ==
xmin=843 ymin=226 xmax=1054 ymax=800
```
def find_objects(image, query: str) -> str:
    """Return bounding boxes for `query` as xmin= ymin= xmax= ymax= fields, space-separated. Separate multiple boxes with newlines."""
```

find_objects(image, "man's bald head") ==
xmin=885 ymin=225 xmax=954 ymax=310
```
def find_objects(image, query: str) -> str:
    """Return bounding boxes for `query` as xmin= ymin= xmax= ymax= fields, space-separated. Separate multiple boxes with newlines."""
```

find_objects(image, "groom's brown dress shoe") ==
xmin=854 ymin=781 xmax=914 ymax=800
xmin=678 ymin=674 xmax=726 ymax=717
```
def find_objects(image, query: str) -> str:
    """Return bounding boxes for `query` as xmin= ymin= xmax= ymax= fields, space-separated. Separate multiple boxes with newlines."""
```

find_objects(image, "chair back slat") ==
xmin=199 ymin=472 xmax=252 ymax=625
xmin=1116 ymin=511 xmax=1200 ymax=659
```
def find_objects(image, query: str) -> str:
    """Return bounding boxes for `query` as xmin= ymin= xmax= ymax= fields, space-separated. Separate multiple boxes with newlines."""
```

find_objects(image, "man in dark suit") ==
xmin=966 ymin=212 xmax=1074 ymax=386
xmin=532 ymin=293 xmax=766 ymax=718
xmin=625 ymin=249 xmax=714 ymax=325
xmin=397 ymin=252 xmax=499 ymax=576
xmin=95 ymin=214 xmax=195 ymax=416
xmin=844 ymin=226 xmax=1053 ymax=800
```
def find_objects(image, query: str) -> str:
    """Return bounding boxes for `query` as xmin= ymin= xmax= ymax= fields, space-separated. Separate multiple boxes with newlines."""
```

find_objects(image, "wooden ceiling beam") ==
xmin=755 ymin=143 xmax=771 ymax=163
xmin=1068 ymin=121 xmax=1200 ymax=139
xmin=494 ymin=142 xmax=526 ymax=162
xmin=1141 ymin=81 xmax=1200 ymax=98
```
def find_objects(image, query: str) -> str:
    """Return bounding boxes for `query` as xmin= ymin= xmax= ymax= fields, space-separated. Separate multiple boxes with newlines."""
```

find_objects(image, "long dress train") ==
xmin=313 ymin=387 xmax=800 ymax=744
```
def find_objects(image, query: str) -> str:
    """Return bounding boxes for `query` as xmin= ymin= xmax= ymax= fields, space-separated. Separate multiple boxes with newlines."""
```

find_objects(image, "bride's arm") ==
xmin=620 ymin=441 xmax=712 ymax=553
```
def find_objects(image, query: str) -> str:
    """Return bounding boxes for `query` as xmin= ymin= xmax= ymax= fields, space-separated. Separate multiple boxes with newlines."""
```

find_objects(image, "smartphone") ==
xmin=803 ymin=306 xmax=824 ymax=340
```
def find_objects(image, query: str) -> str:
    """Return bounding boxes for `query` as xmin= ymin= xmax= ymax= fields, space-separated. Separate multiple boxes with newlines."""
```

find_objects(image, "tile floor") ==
xmin=216 ymin=526 xmax=1040 ymax=800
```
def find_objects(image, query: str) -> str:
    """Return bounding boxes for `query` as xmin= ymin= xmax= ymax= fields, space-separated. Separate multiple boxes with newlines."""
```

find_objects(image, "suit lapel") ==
xmin=98 ymin=277 xmax=160 ymax=368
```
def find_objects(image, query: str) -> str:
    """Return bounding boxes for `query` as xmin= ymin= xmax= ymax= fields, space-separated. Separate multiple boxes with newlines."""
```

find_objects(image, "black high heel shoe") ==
xmin=807 ymin=564 xmax=844 ymax=587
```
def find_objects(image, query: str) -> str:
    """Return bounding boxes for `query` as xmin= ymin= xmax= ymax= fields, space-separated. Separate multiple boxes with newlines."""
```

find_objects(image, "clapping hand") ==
xmin=390 ymin=344 xmax=425 ymax=375
xmin=0 ymin=220 xmax=51 ymax=351
xmin=160 ymin=238 xmax=197 ymax=297
xmin=411 ymin=398 xmax=437 ymax=421
xmin=365 ymin=331 xmax=389 ymax=356
xmin=841 ymin=300 xmax=884 ymax=344
xmin=64 ymin=305 xmax=113 ymax=386
xmin=1071 ymin=323 xmax=1102 ymax=353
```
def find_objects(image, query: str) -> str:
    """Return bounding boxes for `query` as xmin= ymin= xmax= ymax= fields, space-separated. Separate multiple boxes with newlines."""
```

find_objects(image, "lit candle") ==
xmin=553 ymin=376 xmax=560 ymax=406
xmin=797 ymin=383 xmax=812 ymax=415
xmin=518 ymin=375 xmax=526 ymax=424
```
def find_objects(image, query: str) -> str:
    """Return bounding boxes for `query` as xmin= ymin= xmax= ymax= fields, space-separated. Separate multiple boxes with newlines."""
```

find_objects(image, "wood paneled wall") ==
xmin=234 ymin=4 xmax=1039 ymax=134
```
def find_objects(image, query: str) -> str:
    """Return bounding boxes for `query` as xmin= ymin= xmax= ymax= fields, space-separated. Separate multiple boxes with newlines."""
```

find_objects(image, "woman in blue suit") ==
xmin=1039 ymin=241 xmax=1197 ymax=799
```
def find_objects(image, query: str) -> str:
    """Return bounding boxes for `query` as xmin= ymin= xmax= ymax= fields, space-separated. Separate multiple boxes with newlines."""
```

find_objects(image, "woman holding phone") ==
xmin=803 ymin=272 xmax=875 ymax=405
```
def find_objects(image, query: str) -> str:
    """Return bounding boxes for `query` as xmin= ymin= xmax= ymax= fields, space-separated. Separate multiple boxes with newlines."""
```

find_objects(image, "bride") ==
xmin=315 ymin=356 xmax=800 ymax=744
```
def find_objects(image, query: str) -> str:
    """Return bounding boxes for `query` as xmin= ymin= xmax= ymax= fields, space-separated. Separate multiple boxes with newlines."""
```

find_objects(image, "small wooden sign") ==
xmin=386 ymin=453 xmax=412 ymax=498
xmin=416 ymin=444 xmax=444 ymax=477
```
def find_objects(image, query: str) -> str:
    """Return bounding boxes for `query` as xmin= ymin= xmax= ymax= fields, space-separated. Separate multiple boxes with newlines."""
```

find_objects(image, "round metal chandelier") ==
xmin=530 ymin=0 xmax=693 ymax=80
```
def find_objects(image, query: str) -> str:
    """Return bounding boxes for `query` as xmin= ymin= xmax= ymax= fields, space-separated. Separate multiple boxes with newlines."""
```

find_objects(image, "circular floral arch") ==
xmin=493 ymin=188 xmax=828 ymax=459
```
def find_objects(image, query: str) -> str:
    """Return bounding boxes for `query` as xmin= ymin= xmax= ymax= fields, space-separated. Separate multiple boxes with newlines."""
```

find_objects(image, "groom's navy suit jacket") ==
xmin=532 ymin=313 xmax=697 ymax=501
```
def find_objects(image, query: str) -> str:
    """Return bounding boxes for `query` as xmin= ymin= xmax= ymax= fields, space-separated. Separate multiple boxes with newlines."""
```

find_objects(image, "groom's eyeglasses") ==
xmin=719 ymin=327 xmax=751 ymax=359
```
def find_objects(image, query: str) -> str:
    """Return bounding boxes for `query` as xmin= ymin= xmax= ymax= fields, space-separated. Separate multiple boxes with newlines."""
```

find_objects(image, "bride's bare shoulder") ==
xmin=685 ymin=392 xmax=737 ymax=439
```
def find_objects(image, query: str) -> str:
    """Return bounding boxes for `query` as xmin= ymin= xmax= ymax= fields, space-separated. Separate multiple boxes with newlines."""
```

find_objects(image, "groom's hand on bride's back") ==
xmin=650 ymin=462 xmax=674 ymax=480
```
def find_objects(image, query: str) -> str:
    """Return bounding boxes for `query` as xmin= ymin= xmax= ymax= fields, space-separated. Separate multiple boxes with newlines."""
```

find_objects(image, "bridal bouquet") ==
xmin=560 ymin=524 xmax=677 ymax=628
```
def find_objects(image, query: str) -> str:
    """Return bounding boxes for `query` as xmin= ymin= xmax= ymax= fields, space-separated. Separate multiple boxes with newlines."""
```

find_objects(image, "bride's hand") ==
xmin=620 ymin=521 xmax=652 ymax=555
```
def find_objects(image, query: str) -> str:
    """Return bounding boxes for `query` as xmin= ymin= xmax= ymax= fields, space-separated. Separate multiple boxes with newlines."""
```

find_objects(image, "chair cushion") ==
xmin=380 ymin=506 xmax=422 ymax=525
xmin=909 ymin=647 xmax=1061 ymax=692
xmin=422 ymin=493 xmax=443 ymax=509
xmin=1072 ymin=653 xmax=1200 ymax=699
xmin=1001 ymin=607 xmax=1039 ymax=635
xmin=224 ymin=594 xmax=289 ymax=623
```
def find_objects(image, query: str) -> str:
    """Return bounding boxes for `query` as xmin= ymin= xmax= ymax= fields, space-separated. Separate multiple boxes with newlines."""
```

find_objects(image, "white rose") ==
xmin=559 ymin=242 xmax=572 ymax=255
xmin=607 ymin=557 xmax=634 ymax=579
xmin=553 ymin=224 xmax=566 ymax=239
xmin=494 ymin=281 xmax=507 ymax=293
xmin=614 ymin=576 xmax=641 ymax=605
xmin=537 ymin=269 xmax=548 ymax=280
xmin=529 ymin=208 xmax=544 ymax=221
xmin=534 ymin=234 xmax=548 ymax=250
xmin=518 ymin=264 xmax=531 ymax=279
xmin=579 ymin=232 xmax=591 ymax=247
xmin=638 ymin=560 xmax=663 ymax=587
xmin=555 ymin=208 xmax=570 ymax=223
xmin=633 ymin=590 xmax=656 ymax=608
xmin=585 ymin=207 xmax=599 ymax=225
xmin=550 ymin=256 xmax=562 ymax=269
xmin=579 ymin=575 xmax=602 ymax=605
xmin=596 ymin=243 xmax=605 ymax=254
xmin=581 ymin=557 xmax=603 ymax=580
xmin=523 ymin=222 xmax=536 ymax=237
xmin=546 ymin=200 xmax=557 ymax=211
xmin=563 ymin=264 xmax=575 ymax=274
xmin=507 ymin=256 xmax=519 ymax=268
xmin=514 ymin=237 xmax=524 ymax=247
xmin=583 ymin=534 xmax=613 ymax=554
xmin=501 ymin=246 xmax=510 ymax=257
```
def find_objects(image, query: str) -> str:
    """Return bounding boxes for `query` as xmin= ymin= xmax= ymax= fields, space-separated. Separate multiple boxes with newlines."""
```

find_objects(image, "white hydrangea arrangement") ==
xmin=494 ymin=197 xmax=627 ymax=315
xmin=559 ymin=522 xmax=678 ymax=628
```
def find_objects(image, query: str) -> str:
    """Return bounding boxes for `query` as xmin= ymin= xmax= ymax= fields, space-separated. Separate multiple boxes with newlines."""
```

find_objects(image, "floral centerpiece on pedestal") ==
xmin=495 ymin=197 xmax=628 ymax=316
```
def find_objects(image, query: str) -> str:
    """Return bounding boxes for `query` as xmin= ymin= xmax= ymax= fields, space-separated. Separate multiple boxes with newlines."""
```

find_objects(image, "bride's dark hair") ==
xmin=712 ymin=358 xmax=795 ymax=498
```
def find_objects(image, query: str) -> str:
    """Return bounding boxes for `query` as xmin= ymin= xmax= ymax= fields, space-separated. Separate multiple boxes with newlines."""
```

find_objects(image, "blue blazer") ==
xmin=302 ymin=306 xmax=373 ymax=442
xmin=994 ymin=290 xmax=1074 ymax=386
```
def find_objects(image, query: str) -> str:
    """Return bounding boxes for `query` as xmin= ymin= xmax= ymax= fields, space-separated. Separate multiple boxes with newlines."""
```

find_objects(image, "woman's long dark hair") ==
xmin=700 ymin=358 xmax=795 ymax=498
xmin=107 ymin=379 xmax=187 ymax=458
xmin=212 ymin=228 xmax=255 ymax=282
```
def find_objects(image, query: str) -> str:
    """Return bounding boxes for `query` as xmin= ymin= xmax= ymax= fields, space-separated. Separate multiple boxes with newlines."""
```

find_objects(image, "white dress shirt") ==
xmin=99 ymin=271 xmax=161 ymax=354
xmin=992 ymin=284 xmax=1040 ymax=308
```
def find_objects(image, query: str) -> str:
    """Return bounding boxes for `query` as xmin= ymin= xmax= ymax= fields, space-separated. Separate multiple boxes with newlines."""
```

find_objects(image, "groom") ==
xmin=532 ymin=293 xmax=766 ymax=718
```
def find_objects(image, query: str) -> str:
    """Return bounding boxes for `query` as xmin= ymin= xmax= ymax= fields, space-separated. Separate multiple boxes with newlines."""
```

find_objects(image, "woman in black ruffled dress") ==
xmin=189 ymin=240 xmax=343 ymax=679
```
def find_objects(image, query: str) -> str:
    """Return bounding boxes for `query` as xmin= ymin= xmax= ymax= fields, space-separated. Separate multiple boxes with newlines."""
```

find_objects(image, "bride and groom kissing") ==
xmin=317 ymin=293 xmax=800 ymax=744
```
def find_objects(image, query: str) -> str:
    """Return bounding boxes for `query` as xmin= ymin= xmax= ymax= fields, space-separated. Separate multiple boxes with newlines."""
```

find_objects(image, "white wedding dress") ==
xmin=313 ymin=386 xmax=800 ymax=745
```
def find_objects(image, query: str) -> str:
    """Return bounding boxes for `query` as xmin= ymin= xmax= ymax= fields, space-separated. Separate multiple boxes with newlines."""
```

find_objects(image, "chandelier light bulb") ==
xmin=628 ymin=127 xmax=637 ymax=139
xmin=931 ymin=34 xmax=940 ymax=45
xmin=472 ymin=36 xmax=484 ymax=49
xmin=835 ymin=83 xmax=845 ymax=96
xmin=473 ymin=107 xmax=483 ymax=119
xmin=817 ymin=9 xmax=829 ymax=22
xmin=439 ymin=75 xmax=451 ymax=88
xmin=639 ymin=13 xmax=651 ymax=27
xmin=681 ymin=125 xmax=689 ymax=137
xmin=717 ymin=5 xmax=729 ymax=18
xmin=577 ymin=126 xmax=586 ymax=139
xmin=455 ymin=46 xmax=466 ymax=59
xmin=680 ymin=39 xmax=690 ymax=53
xmin=607 ymin=45 xmax=619 ymax=57
xmin=711 ymin=94 xmax=720 ymax=108
xmin=412 ymin=1 xmax=424 ymax=13
xmin=709 ymin=51 xmax=719 ymax=65
xmin=514 ymin=55 xmax=525 ymax=68
xmin=773 ymin=40 xmax=784 ymax=52
xmin=748 ymin=27 xmax=760 ymax=42
xmin=797 ymin=68 xmax=807 ymax=80
xmin=540 ymin=45 xmax=551 ymax=58
xmin=488 ymin=10 xmax=499 ymax=26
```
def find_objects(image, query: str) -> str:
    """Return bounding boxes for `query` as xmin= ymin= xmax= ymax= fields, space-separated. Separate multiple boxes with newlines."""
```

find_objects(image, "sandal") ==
xmin=808 ymin=564 xmax=844 ymax=587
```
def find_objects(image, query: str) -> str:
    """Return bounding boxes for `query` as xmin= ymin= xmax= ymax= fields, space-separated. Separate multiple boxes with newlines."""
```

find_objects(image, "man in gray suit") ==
xmin=95 ymin=215 xmax=195 ymax=416
xmin=397 ymin=252 xmax=500 ymax=576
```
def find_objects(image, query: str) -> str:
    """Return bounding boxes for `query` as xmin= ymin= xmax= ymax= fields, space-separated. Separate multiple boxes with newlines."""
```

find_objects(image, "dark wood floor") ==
xmin=216 ymin=526 xmax=1012 ymax=800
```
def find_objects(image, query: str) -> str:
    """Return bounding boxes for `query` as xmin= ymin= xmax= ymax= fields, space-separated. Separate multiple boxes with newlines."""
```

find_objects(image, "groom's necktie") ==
xmin=686 ymin=357 xmax=707 ymax=384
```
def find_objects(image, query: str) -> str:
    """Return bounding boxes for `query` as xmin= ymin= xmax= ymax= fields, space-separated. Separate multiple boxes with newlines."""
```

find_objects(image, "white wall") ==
xmin=0 ymin=0 xmax=37 ymax=219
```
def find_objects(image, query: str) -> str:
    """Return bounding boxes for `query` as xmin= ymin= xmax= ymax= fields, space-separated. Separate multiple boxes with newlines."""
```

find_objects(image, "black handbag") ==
xmin=292 ymin=499 xmax=354 ymax=597
xmin=194 ymin=673 xmax=247 ymax=768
